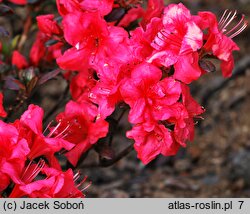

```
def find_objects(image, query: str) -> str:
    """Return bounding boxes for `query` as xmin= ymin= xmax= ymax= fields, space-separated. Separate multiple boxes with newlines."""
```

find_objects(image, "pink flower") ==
xmin=14 ymin=104 xmax=74 ymax=169
xmin=0 ymin=121 xmax=30 ymax=192
xmin=147 ymin=3 xmax=203 ymax=83
xmin=55 ymin=101 xmax=109 ymax=166
xmin=57 ymin=11 xmax=130 ymax=71
xmin=127 ymin=123 xmax=179 ymax=164
xmin=120 ymin=62 xmax=181 ymax=127
xmin=0 ymin=92 xmax=7 ymax=118
xmin=12 ymin=51 xmax=28 ymax=70
xmin=197 ymin=10 xmax=247 ymax=77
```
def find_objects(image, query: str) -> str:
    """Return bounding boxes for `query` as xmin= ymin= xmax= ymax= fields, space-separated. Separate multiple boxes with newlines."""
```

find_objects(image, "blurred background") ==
xmin=82 ymin=0 xmax=250 ymax=197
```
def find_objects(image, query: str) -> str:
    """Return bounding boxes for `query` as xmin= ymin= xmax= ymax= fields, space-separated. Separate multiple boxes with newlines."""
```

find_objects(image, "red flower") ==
xmin=79 ymin=0 xmax=114 ymax=16
xmin=141 ymin=0 xmax=164 ymax=28
xmin=11 ymin=164 xmax=87 ymax=198
xmin=12 ymin=51 xmax=28 ymax=70
xmin=120 ymin=62 xmax=181 ymax=127
xmin=127 ymin=123 xmax=179 ymax=164
xmin=14 ymin=104 xmax=74 ymax=169
xmin=168 ymin=84 xmax=204 ymax=146
xmin=36 ymin=14 xmax=62 ymax=36
xmin=57 ymin=11 xmax=130 ymax=71
xmin=197 ymin=11 xmax=247 ymax=77
xmin=147 ymin=3 xmax=203 ymax=83
xmin=8 ymin=0 xmax=26 ymax=5
xmin=0 ymin=92 xmax=7 ymax=118
xmin=55 ymin=101 xmax=109 ymax=166
xmin=30 ymin=32 xmax=62 ymax=66
xmin=0 ymin=121 xmax=30 ymax=192
xmin=56 ymin=0 xmax=114 ymax=16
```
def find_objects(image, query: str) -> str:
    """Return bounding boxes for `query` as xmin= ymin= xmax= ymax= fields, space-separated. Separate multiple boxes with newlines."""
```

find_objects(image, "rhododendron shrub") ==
xmin=0 ymin=0 xmax=247 ymax=197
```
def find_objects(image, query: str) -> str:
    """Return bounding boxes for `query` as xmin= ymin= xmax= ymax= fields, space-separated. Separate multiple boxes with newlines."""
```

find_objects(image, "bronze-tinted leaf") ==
xmin=38 ymin=69 xmax=61 ymax=85
xmin=45 ymin=39 xmax=59 ymax=47
xmin=4 ymin=76 xmax=25 ymax=90
xmin=105 ymin=7 xmax=126 ymax=22
xmin=199 ymin=59 xmax=216 ymax=73
xmin=0 ymin=4 xmax=14 ymax=16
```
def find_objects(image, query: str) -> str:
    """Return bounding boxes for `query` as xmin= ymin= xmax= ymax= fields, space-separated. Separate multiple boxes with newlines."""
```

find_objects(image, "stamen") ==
xmin=54 ymin=123 xmax=72 ymax=138
xmin=47 ymin=122 xmax=61 ymax=138
xmin=152 ymin=30 xmax=182 ymax=50
xmin=218 ymin=10 xmax=248 ymax=38
xmin=219 ymin=10 xmax=237 ymax=31
xmin=228 ymin=20 xmax=248 ymax=38
xmin=81 ymin=181 xmax=92 ymax=192
xmin=73 ymin=172 xmax=91 ymax=193
xmin=218 ymin=9 xmax=229 ymax=25
xmin=21 ymin=159 xmax=45 ymax=183
xmin=43 ymin=121 xmax=53 ymax=135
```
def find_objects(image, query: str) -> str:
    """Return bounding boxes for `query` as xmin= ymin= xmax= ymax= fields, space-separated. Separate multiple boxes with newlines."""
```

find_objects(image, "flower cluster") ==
xmin=0 ymin=0 xmax=247 ymax=197
xmin=0 ymin=105 xmax=89 ymax=198
xmin=36 ymin=1 xmax=245 ymax=164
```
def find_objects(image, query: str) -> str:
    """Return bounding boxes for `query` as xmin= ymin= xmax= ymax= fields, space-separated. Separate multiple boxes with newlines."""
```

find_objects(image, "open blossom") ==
xmin=147 ymin=3 xmax=203 ymax=84
xmin=57 ymin=11 xmax=131 ymax=71
xmin=56 ymin=0 xmax=114 ymax=16
xmin=120 ymin=62 xmax=181 ymax=127
xmin=55 ymin=101 xmax=109 ymax=166
xmin=10 ymin=163 xmax=87 ymax=198
xmin=0 ymin=93 xmax=7 ymax=118
xmin=197 ymin=10 xmax=247 ymax=77
xmin=0 ymin=121 xmax=30 ymax=192
xmin=14 ymin=104 xmax=74 ymax=169
xmin=127 ymin=122 xmax=179 ymax=164
xmin=167 ymin=84 xmax=204 ymax=146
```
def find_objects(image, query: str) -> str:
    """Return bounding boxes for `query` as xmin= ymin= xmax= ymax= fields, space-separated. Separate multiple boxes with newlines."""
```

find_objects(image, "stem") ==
xmin=80 ymin=143 xmax=134 ymax=168
xmin=44 ymin=83 xmax=69 ymax=123
xmin=17 ymin=6 xmax=32 ymax=51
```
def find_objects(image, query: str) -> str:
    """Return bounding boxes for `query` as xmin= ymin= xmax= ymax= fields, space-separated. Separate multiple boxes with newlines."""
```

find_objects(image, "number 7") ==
xmin=238 ymin=201 xmax=244 ymax=209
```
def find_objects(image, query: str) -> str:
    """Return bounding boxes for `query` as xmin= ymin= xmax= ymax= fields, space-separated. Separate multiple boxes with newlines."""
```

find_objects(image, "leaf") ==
xmin=0 ymin=26 xmax=9 ymax=38
xmin=4 ymin=76 xmax=25 ymax=91
xmin=199 ymin=59 xmax=216 ymax=73
xmin=0 ymin=4 xmax=14 ymax=16
xmin=104 ymin=7 xmax=126 ymax=22
xmin=27 ymin=0 xmax=42 ymax=4
xmin=11 ymin=35 xmax=21 ymax=50
xmin=98 ymin=146 xmax=115 ymax=161
xmin=45 ymin=39 xmax=59 ymax=47
xmin=38 ymin=69 xmax=61 ymax=85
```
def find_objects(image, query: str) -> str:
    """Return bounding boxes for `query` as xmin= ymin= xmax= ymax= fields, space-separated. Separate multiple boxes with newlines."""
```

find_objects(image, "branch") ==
xmin=44 ymin=83 xmax=69 ymax=123
xmin=79 ymin=143 xmax=134 ymax=168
